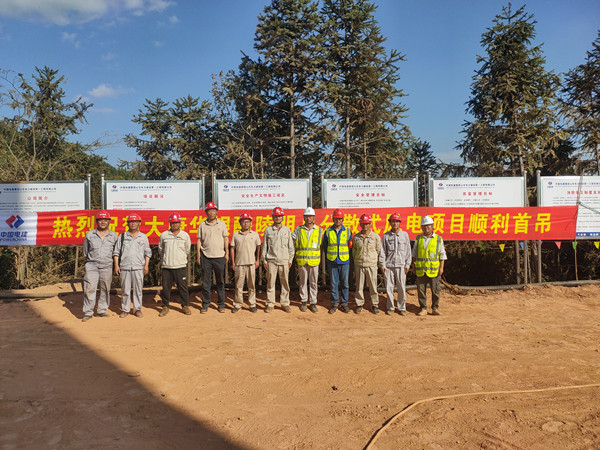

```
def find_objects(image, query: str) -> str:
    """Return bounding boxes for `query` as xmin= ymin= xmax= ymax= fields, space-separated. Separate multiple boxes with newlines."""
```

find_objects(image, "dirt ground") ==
xmin=1 ymin=282 xmax=599 ymax=449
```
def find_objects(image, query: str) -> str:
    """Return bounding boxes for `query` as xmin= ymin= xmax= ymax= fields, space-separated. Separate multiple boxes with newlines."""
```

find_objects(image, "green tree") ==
xmin=457 ymin=4 xmax=562 ymax=180
xmin=252 ymin=0 xmax=326 ymax=179
xmin=321 ymin=0 xmax=410 ymax=178
xmin=561 ymin=31 xmax=600 ymax=175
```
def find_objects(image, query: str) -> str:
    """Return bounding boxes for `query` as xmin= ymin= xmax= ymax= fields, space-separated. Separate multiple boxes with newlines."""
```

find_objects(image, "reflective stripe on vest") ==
xmin=296 ymin=226 xmax=323 ymax=266
xmin=414 ymin=234 xmax=441 ymax=277
xmin=326 ymin=228 xmax=349 ymax=262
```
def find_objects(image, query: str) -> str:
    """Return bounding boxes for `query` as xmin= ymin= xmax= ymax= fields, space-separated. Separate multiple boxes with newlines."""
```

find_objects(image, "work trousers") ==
xmin=384 ymin=267 xmax=407 ymax=312
xmin=265 ymin=262 xmax=290 ymax=307
xmin=120 ymin=269 xmax=144 ymax=313
xmin=161 ymin=267 xmax=189 ymax=307
xmin=83 ymin=263 xmax=112 ymax=316
xmin=355 ymin=266 xmax=379 ymax=308
xmin=298 ymin=264 xmax=319 ymax=305
xmin=327 ymin=262 xmax=349 ymax=306
xmin=201 ymin=254 xmax=226 ymax=307
xmin=416 ymin=274 xmax=441 ymax=310
xmin=234 ymin=265 xmax=256 ymax=308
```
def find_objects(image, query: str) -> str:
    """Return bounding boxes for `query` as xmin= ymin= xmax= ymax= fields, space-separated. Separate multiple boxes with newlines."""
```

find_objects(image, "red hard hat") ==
xmin=95 ymin=210 xmax=111 ymax=220
xmin=332 ymin=209 xmax=344 ymax=219
xmin=239 ymin=212 xmax=252 ymax=221
xmin=127 ymin=213 xmax=142 ymax=222
xmin=359 ymin=214 xmax=372 ymax=224
xmin=205 ymin=202 xmax=218 ymax=211
xmin=272 ymin=206 xmax=284 ymax=216
xmin=388 ymin=213 xmax=401 ymax=222
xmin=169 ymin=212 xmax=182 ymax=222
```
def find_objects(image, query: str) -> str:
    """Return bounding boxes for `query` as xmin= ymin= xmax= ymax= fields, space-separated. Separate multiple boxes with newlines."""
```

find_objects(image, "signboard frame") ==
xmin=429 ymin=176 xmax=526 ymax=208
xmin=321 ymin=177 xmax=418 ymax=209
xmin=0 ymin=180 xmax=89 ymax=212
xmin=102 ymin=179 xmax=204 ymax=211
xmin=213 ymin=177 xmax=312 ymax=210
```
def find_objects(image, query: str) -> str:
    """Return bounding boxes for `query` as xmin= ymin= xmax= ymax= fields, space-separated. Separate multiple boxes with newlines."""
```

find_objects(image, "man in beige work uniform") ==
xmin=197 ymin=202 xmax=229 ymax=313
xmin=261 ymin=206 xmax=294 ymax=313
xmin=230 ymin=213 xmax=261 ymax=313
xmin=158 ymin=212 xmax=192 ymax=316
xmin=352 ymin=213 xmax=382 ymax=314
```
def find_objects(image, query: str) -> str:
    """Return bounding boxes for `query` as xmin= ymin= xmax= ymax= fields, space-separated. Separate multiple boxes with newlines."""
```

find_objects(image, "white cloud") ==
xmin=168 ymin=15 xmax=178 ymax=24
xmin=88 ymin=83 xmax=133 ymax=98
xmin=61 ymin=31 xmax=80 ymax=47
xmin=0 ymin=0 xmax=176 ymax=25
xmin=102 ymin=52 xmax=116 ymax=61
xmin=92 ymin=107 xmax=116 ymax=113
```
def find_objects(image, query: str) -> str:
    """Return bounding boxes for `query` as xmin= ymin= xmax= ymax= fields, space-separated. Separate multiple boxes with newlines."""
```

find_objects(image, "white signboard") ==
xmin=105 ymin=180 xmax=203 ymax=210
xmin=0 ymin=211 xmax=37 ymax=245
xmin=430 ymin=177 xmax=525 ymax=207
xmin=539 ymin=175 xmax=600 ymax=238
xmin=0 ymin=182 xmax=86 ymax=212
xmin=214 ymin=179 xmax=310 ymax=210
xmin=323 ymin=179 xmax=417 ymax=208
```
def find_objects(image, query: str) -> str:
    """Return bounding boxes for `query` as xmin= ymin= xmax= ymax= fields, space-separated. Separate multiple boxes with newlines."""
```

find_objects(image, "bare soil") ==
xmin=1 ymin=283 xmax=599 ymax=449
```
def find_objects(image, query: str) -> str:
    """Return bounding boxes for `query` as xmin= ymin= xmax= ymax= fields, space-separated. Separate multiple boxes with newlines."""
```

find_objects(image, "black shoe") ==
xmin=372 ymin=306 xmax=380 ymax=314
xmin=218 ymin=305 xmax=226 ymax=313
xmin=328 ymin=305 xmax=338 ymax=314
xmin=200 ymin=306 xmax=209 ymax=314
xmin=309 ymin=304 xmax=318 ymax=313
xmin=355 ymin=306 xmax=363 ymax=314
xmin=341 ymin=305 xmax=351 ymax=313
xmin=159 ymin=306 xmax=169 ymax=317
xmin=385 ymin=309 xmax=394 ymax=316
xmin=300 ymin=302 xmax=307 ymax=312
xmin=250 ymin=306 xmax=257 ymax=313
xmin=231 ymin=307 xmax=240 ymax=314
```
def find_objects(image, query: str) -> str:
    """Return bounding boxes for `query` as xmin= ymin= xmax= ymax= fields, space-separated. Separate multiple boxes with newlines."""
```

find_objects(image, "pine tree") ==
xmin=457 ymin=4 xmax=562 ymax=179
xmin=321 ymin=0 xmax=409 ymax=178
xmin=561 ymin=31 xmax=600 ymax=175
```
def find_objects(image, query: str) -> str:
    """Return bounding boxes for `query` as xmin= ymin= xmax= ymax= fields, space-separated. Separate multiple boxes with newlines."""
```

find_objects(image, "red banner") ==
xmin=34 ymin=207 xmax=578 ymax=245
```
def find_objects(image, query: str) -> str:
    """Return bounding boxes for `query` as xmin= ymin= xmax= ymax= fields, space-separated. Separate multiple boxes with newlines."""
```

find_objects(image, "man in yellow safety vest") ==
xmin=411 ymin=215 xmax=447 ymax=316
xmin=324 ymin=209 xmax=352 ymax=314
xmin=292 ymin=207 xmax=323 ymax=313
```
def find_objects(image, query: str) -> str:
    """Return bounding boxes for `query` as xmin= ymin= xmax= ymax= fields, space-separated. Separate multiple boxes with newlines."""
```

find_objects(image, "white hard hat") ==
xmin=421 ymin=216 xmax=434 ymax=226
xmin=303 ymin=207 xmax=315 ymax=216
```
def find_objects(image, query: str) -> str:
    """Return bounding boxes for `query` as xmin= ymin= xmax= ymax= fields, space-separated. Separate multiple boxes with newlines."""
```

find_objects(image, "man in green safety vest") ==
xmin=411 ymin=215 xmax=447 ymax=316
xmin=292 ymin=207 xmax=323 ymax=313
xmin=324 ymin=209 xmax=352 ymax=314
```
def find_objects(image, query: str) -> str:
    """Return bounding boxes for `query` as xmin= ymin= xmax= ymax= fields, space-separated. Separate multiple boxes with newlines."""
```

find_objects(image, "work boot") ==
xmin=300 ymin=302 xmax=308 ymax=312
xmin=231 ymin=307 xmax=240 ymax=314
xmin=97 ymin=312 xmax=110 ymax=317
xmin=134 ymin=310 xmax=143 ymax=318
xmin=282 ymin=305 xmax=291 ymax=313
xmin=119 ymin=312 xmax=128 ymax=318
xmin=328 ymin=305 xmax=338 ymax=314
xmin=218 ymin=305 xmax=226 ymax=313
xmin=82 ymin=315 xmax=92 ymax=322
xmin=341 ymin=305 xmax=351 ymax=313
xmin=265 ymin=306 xmax=274 ymax=313
xmin=355 ymin=306 xmax=363 ymax=314
xmin=385 ymin=309 xmax=394 ymax=316
xmin=431 ymin=309 xmax=441 ymax=316
xmin=309 ymin=304 xmax=318 ymax=313
xmin=159 ymin=306 xmax=169 ymax=317
xmin=200 ymin=306 xmax=209 ymax=314
xmin=372 ymin=306 xmax=380 ymax=314
xmin=399 ymin=310 xmax=407 ymax=316
xmin=250 ymin=306 xmax=257 ymax=313
xmin=182 ymin=306 xmax=192 ymax=315
xmin=417 ymin=308 xmax=427 ymax=316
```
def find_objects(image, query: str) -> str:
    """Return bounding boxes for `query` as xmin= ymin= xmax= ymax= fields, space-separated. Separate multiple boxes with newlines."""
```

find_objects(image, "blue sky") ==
xmin=1 ymin=0 xmax=598 ymax=170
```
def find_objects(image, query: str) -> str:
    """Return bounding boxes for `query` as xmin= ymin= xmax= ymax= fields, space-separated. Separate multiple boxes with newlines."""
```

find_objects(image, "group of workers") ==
xmin=81 ymin=203 xmax=447 ymax=321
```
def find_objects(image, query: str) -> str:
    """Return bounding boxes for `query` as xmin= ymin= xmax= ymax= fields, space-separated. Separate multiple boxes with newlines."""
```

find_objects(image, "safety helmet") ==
xmin=332 ymin=209 xmax=344 ymax=219
xmin=169 ymin=212 xmax=182 ymax=223
xmin=272 ymin=206 xmax=284 ymax=216
xmin=205 ymin=202 xmax=218 ymax=211
xmin=95 ymin=210 xmax=111 ymax=220
xmin=388 ymin=213 xmax=401 ymax=223
xmin=127 ymin=213 xmax=142 ymax=222
xmin=303 ymin=207 xmax=315 ymax=216
xmin=359 ymin=214 xmax=372 ymax=224
xmin=421 ymin=216 xmax=434 ymax=226
xmin=239 ymin=212 xmax=252 ymax=221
